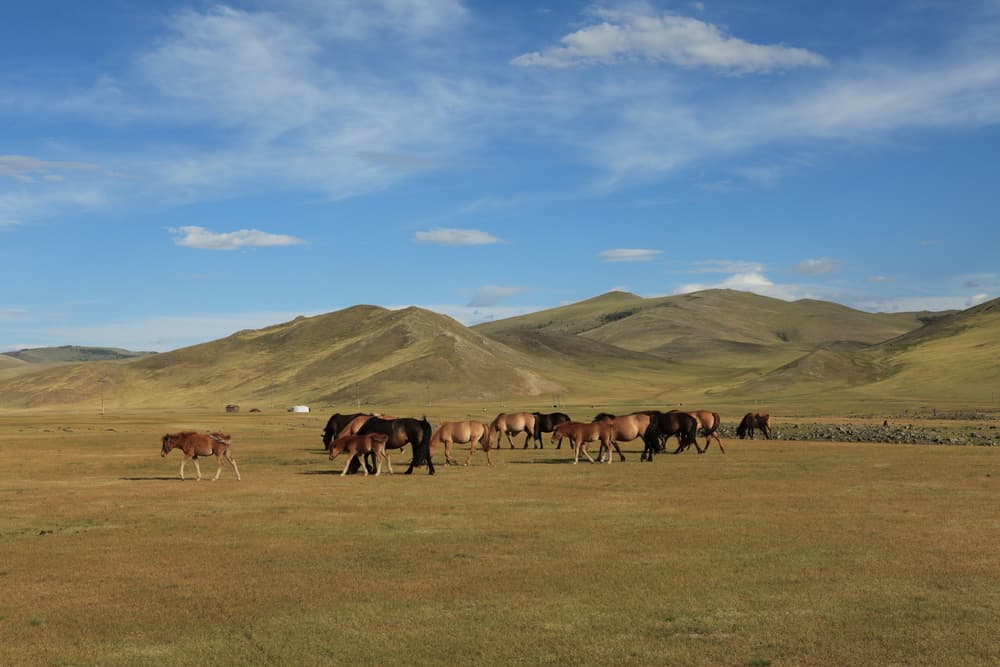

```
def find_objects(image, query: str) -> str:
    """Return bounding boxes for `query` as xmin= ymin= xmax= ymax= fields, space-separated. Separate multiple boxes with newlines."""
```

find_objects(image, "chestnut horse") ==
xmin=430 ymin=420 xmax=493 ymax=466
xmin=321 ymin=413 xmax=372 ymax=450
xmin=487 ymin=412 xmax=537 ymax=449
xmin=552 ymin=420 xmax=618 ymax=464
xmin=328 ymin=433 xmax=391 ymax=476
xmin=160 ymin=432 xmax=241 ymax=481
xmin=591 ymin=412 xmax=656 ymax=462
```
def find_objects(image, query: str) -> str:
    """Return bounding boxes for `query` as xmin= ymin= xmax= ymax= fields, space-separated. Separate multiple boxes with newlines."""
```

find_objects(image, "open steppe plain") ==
xmin=2 ymin=407 xmax=998 ymax=666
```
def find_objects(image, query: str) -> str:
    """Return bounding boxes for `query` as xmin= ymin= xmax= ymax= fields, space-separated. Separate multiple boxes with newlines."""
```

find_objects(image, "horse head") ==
xmin=160 ymin=434 xmax=174 ymax=457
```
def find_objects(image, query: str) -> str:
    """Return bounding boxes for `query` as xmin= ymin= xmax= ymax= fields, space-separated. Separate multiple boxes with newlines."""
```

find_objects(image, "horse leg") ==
xmin=581 ymin=442 xmax=595 ymax=464
xmin=191 ymin=457 xmax=203 ymax=481
xmin=464 ymin=440 xmax=476 ymax=466
xmin=713 ymin=433 xmax=726 ymax=454
xmin=179 ymin=457 xmax=187 ymax=480
xmin=505 ymin=431 xmax=515 ymax=449
xmin=224 ymin=451 xmax=242 ymax=480
xmin=212 ymin=452 xmax=224 ymax=481
xmin=613 ymin=439 xmax=625 ymax=462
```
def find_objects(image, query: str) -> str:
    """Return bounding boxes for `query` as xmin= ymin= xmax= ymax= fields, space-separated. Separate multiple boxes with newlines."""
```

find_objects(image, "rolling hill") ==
xmin=2 ymin=345 xmax=155 ymax=364
xmin=0 ymin=306 xmax=564 ymax=410
xmin=0 ymin=290 xmax=994 ymax=414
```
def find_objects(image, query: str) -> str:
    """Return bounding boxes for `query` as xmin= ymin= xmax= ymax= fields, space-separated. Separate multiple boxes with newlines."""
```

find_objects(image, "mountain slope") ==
xmin=0 ymin=306 xmax=563 ymax=409
xmin=731 ymin=297 xmax=1000 ymax=404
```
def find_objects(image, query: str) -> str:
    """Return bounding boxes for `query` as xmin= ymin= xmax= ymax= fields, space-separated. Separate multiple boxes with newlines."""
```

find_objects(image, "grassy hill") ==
xmin=0 ymin=290 xmax=994 ymax=415
xmin=0 ymin=306 xmax=563 ymax=410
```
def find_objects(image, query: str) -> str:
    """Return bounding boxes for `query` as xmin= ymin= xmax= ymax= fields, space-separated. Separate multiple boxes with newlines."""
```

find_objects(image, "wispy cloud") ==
xmin=792 ymin=257 xmax=843 ymax=276
xmin=466 ymin=285 xmax=527 ymax=307
xmin=688 ymin=260 xmax=766 ymax=274
xmin=0 ymin=155 xmax=101 ymax=183
xmin=599 ymin=248 xmax=662 ymax=262
xmin=169 ymin=226 xmax=307 ymax=250
xmin=414 ymin=228 xmax=503 ymax=245
xmin=511 ymin=9 xmax=828 ymax=73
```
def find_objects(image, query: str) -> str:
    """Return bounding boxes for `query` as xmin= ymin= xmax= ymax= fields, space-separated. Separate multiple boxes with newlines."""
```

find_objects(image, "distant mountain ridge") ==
xmin=3 ymin=346 xmax=156 ymax=364
xmin=0 ymin=290 xmax=994 ymax=412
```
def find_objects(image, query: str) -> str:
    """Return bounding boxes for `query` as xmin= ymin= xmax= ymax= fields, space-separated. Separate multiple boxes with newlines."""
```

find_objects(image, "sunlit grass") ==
xmin=1 ymin=411 xmax=999 ymax=665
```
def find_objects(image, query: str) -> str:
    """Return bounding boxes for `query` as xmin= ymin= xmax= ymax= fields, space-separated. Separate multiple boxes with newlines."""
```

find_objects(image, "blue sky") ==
xmin=1 ymin=0 xmax=998 ymax=352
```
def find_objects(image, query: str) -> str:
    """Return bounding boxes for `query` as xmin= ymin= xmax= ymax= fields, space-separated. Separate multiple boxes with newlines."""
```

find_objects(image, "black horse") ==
xmin=356 ymin=416 xmax=435 ymax=475
xmin=321 ymin=412 xmax=372 ymax=450
xmin=642 ymin=411 xmax=699 ymax=461
xmin=532 ymin=411 xmax=571 ymax=449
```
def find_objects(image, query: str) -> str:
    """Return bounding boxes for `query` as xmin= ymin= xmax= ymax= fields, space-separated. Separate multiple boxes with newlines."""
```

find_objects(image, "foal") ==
xmin=160 ymin=432 xmax=241 ymax=481
xmin=328 ymin=433 xmax=392 ymax=476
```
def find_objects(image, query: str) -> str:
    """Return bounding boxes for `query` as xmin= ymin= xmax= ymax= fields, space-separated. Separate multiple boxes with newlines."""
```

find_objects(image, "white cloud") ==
xmin=466 ymin=285 xmax=527 ymax=307
xmin=676 ymin=271 xmax=800 ymax=301
xmin=792 ymin=257 xmax=843 ymax=275
xmin=414 ymin=228 xmax=503 ymax=245
xmin=599 ymin=248 xmax=662 ymax=262
xmin=169 ymin=226 xmax=306 ymax=250
xmin=867 ymin=275 xmax=896 ymax=283
xmin=511 ymin=10 xmax=828 ymax=74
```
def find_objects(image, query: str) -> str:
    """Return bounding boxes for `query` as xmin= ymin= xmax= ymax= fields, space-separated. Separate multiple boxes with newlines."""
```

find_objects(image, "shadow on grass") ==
xmin=119 ymin=476 xmax=183 ymax=481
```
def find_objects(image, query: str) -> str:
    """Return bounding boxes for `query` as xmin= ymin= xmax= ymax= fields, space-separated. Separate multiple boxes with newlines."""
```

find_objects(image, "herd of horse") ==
xmin=160 ymin=409 xmax=772 ymax=480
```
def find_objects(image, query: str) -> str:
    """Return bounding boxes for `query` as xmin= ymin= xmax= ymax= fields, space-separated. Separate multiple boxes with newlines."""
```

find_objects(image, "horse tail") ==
xmin=706 ymin=412 xmax=721 ymax=435
xmin=418 ymin=417 xmax=433 ymax=465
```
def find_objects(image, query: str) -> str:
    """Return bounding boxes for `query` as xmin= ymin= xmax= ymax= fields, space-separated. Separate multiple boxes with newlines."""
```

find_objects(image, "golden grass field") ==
xmin=2 ymin=407 xmax=998 ymax=666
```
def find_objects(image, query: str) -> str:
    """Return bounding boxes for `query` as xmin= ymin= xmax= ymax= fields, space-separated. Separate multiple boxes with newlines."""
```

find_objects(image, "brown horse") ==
xmin=337 ymin=414 xmax=375 ymax=438
xmin=429 ymin=420 xmax=493 ymax=466
xmin=552 ymin=420 xmax=617 ymax=464
xmin=592 ymin=412 xmax=656 ymax=462
xmin=487 ymin=412 xmax=537 ymax=449
xmin=328 ymin=433 xmax=391 ymax=476
xmin=669 ymin=410 xmax=725 ymax=453
xmin=737 ymin=413 xmax=772 ymax=439
xmin=160 ymin=432 xmax=241 ymax=481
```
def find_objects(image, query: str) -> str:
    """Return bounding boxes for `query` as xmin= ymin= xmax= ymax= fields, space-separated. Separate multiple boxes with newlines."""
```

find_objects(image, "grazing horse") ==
xmin=328 ymin=433 xmax=391 ymax=476
xmin=552 ymin=420 xmax=618 ymax=464
xmin=321 ymin=412 xmax=372 ymax=449
xmin=643 ymin=411 xmax=699 ymax=461
xmin=669 ymin=410 xmax=725 ymax=453
xmin=160 ymin=432 xmax=241 ymax=481
xmin=736 ymin=413 xmax=772 ymax=440
xmin=429 ymin=420 xmax=493 ymax=466
xmin=356 ymin=416 xmax=435 ymax=475
xmin=487 ymin=412 xmax=537 ymax=449
xmin=532 ymin=412 xmax=571 ymax=449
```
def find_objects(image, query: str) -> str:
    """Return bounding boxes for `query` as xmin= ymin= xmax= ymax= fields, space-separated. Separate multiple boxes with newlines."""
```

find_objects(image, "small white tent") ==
xmin=288 ymin=405 xmax=310 ymax=413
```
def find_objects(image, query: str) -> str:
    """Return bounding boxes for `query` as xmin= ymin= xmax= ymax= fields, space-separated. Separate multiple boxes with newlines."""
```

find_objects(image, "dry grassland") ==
xmin=2 ymin=410 xmax=998 ymax=666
